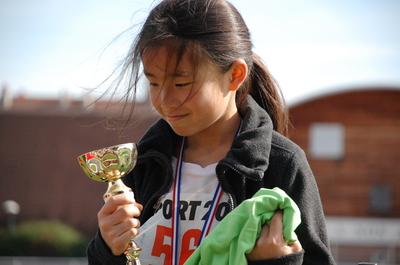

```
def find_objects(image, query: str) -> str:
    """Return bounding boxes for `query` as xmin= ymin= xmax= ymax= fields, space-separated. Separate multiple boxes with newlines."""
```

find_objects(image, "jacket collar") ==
xmin=218 ymin=95 xmax=273 ymax=181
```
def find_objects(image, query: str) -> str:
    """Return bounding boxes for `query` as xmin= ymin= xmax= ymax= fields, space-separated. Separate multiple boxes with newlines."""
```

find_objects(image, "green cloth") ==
xmin=184 ymin=188 xmax=301 ymax=265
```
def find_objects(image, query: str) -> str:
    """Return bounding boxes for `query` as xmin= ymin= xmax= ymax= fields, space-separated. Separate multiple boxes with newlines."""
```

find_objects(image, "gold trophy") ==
xmin=77 ymin=143 xmax=141 ymax=265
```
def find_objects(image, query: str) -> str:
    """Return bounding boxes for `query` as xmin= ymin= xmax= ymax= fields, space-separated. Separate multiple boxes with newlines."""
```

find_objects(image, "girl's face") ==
xmin=143 ymin=46 xmax=238 ymax=138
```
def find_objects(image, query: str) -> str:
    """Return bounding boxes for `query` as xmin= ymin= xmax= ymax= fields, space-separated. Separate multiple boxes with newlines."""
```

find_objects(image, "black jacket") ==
xmin=87 ymin=96 xmax=336 ymax=265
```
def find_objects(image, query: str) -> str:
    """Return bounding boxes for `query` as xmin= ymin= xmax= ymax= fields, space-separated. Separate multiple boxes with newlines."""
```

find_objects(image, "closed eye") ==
xmin=175 ymin=83 xmax=192 ymax=87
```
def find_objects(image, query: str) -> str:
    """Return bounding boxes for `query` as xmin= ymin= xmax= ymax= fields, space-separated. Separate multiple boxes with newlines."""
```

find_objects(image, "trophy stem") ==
xmin=103 ymin=178 xmax=133 ymax=200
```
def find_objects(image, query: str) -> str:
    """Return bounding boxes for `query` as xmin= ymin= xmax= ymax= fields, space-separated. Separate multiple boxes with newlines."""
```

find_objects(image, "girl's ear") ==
xmin=229 ymin=59 xmax=248 ymax=91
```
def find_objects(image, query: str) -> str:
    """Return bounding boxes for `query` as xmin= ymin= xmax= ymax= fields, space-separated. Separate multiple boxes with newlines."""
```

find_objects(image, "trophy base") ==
xmin=126 ymin=260 xmax=141 ymax=265
xmin=125 ymin=240 xmax=142 ymax=265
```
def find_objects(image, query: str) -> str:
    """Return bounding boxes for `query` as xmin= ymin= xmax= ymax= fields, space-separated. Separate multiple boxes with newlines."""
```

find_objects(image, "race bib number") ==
xmin=135 ymin=193 xmax=229 ymax=265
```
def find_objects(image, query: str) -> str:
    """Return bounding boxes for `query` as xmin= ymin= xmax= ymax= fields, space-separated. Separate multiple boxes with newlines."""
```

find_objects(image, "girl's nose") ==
xmin=159 ymin=86 xmax=180 ymax=109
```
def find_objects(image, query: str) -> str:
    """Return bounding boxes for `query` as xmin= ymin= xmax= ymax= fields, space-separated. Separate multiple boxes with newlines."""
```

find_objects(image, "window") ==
xmin=309 ymin=123 xmax=345 ymax=160
xmin=369 ymin=184 xmax=392 ymax=214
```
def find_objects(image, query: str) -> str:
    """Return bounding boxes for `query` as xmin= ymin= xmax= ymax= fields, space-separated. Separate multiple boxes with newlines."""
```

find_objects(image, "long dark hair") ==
xmin=111 ymin=0 xmax=289 ymax=135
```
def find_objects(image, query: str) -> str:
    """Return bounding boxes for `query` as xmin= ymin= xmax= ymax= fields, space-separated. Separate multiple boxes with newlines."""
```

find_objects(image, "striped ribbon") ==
xmin=171 ymin=119 xmax=242 ymax=264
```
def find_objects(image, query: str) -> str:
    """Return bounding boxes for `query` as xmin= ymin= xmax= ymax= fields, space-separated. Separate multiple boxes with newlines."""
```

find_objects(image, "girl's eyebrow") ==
xmin=144 ymin=70 xmax=193 ymax=78
xmin=143 ymin=71 xmax=156 ymax=78
xmin=171 ymin=70 xmax=192 ymax=77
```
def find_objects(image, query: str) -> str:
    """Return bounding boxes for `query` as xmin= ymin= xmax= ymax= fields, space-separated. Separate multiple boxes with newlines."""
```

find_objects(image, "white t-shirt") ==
xmin=134 ymin=157 xmax=230 ymax=265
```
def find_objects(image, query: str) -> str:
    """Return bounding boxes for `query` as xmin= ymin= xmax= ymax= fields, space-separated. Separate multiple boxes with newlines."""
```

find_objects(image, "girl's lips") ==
xmin=166 ymin=114 xmax=188 ymax=122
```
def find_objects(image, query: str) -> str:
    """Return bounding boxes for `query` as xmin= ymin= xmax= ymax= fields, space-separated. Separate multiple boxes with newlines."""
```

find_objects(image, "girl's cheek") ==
xmin=149 ymin=89 xmax=162 ymax=107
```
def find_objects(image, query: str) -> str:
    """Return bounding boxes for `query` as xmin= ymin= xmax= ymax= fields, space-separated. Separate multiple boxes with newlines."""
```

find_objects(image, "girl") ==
xmin=87 ymin=0 xmax=336 ymax=264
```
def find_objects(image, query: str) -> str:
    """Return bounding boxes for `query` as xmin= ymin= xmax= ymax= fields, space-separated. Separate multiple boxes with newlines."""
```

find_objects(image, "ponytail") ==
xmin=237 ymin=53 xmax=289 ymax=136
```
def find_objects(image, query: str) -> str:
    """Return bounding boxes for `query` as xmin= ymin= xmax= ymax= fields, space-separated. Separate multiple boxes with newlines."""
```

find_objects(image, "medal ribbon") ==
xmin=171 ymin=119 xmax=242 ymax=265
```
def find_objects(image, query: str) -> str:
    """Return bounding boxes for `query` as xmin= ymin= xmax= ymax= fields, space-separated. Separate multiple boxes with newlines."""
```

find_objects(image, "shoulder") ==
xmin=266 ymin=131 xmax=312 ymax=186
xmin=270 ymin=131 xmax=306 ymax=162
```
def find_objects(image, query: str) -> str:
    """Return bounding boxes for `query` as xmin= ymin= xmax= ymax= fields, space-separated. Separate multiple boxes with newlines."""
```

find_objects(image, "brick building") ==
xmin=0 ymin=93 xmax=158 ymax=237
xmin=288 ymin=87 xmax=400 ymax=264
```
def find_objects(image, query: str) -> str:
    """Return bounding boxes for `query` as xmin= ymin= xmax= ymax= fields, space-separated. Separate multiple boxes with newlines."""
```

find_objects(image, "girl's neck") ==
xmin=182 ymin=113 xmax=241 ymax=167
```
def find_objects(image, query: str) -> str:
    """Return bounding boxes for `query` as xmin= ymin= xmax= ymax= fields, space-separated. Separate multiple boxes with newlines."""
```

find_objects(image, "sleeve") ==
xmin=87 ymin=229 xmax=127 ymax=265
xmin=276 ymin=149 xmax=336 ymax=265
xmin=248 ymin=251 xmax=304 ymax=265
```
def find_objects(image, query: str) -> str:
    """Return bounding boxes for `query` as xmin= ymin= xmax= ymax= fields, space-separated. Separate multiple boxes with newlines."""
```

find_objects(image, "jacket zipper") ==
xmin=215 ymin=163 xmax=245 ymax=212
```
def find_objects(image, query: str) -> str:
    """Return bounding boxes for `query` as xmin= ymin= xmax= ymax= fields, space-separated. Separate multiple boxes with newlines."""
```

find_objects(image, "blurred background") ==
xmin=1 ymin=0 xmax=399 ymax=264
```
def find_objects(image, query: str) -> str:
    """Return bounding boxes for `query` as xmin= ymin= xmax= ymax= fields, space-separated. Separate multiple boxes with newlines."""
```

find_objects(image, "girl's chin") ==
xmin=167 ymin=124 xmax=193 ymax=138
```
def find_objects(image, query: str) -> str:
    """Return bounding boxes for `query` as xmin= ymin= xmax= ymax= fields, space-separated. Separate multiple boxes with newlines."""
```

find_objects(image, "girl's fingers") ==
xmin=268 ymin=210 xmax=284 ymax=242
xmin=118 ymin=218 xmax=141 ymax=241
xmin=270 ymin=210 xmax=302 ymax=252
xmin=99 ymin=203 xmax=142 ymax=233
xmin=259 ymin=221 xmax=270 ymax=239
xmin=111 ymin=217 xmax=141 ymax=239
xmin=98 ymin=194 xmax=142 ymax=219
xmin=97 ymin=194 xmax=143 ymax=255
xmin=115 ymin=203 xmax=142 ymax=219
xmin=107 ymin=218 xmax=140 ymax=255
xmin=99 ymin=194 xmax=133 ymax=216
xmin=247 ymin=210 xmax=302 ymax=261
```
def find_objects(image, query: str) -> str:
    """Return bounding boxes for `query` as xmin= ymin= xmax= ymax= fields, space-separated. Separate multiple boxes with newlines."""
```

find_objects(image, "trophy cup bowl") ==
xmin=77 ymin=143 xmax=141 ymax=265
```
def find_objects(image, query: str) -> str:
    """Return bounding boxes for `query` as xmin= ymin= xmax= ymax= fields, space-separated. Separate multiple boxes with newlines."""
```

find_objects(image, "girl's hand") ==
xmin=246 ymin=210 xmax=302 ymax=261
xmin=97 ymin=194 xmax=143 ymax=255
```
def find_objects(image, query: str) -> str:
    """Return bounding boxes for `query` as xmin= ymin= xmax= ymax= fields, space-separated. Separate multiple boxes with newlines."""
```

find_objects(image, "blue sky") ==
xmin=1 ymin=0 xmax=400 ymax=105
